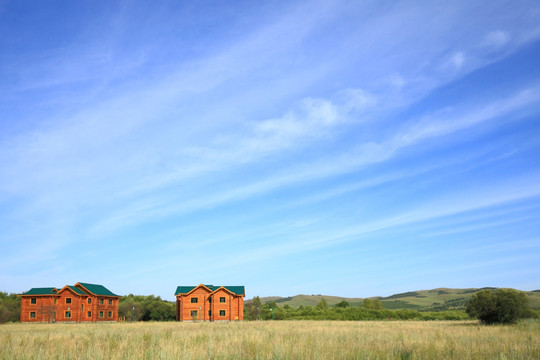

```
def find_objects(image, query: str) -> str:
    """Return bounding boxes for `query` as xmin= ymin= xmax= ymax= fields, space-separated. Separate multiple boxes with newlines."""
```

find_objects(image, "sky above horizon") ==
xmin=1 ymin=0 xmax=540 ymax=301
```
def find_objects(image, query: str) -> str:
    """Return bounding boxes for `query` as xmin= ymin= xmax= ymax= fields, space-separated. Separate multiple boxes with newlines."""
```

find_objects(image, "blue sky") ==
xmin=1 ymin=1 xmax=540 ymax=301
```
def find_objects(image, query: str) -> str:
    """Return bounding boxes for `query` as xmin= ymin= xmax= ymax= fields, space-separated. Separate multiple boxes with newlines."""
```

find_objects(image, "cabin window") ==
xmin=87 ymin=311 xmax=92 ymax=318
xmin=191 ymin=297 xmax=198 ymax=303
xmin=31 ymin=298 xmax=36 ymax=304
xmin=219 ymin=310 xmax=225 ymax=317
xmin=108 ymin=311 xmax=113 ymax=318
xmin=220 ymin=297 xmax=225 ymax=303
xmin=190 ymin=310 xmax=198 ymax=317
xmin=66 ymin=298 xmax=72 ymax=304
xmin=87 ymin=298 xmax=91 ymax=304
xmin=65 ymin=311 xmax=71 ymax=318
xmin=99 ymin=311 xmax=104 ymax=318
xmin=30 ymin=312 xmax=36 ymax=319
xmin=100 ymin=299 xmax=104 ymax=305
xmin=109 ymin=299 xmax=113 ymax=305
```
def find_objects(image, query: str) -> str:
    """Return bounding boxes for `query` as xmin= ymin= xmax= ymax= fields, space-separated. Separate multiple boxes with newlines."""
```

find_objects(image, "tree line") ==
xmin=118 ymin=294 xmax=176 ymax=321
xmin=0 ymin=292 xmax=20 ymax=323
xmin=243 ymin=296 xmax=471 ymax=321
xmin=2 ymin=289 xmax=539 ymax=323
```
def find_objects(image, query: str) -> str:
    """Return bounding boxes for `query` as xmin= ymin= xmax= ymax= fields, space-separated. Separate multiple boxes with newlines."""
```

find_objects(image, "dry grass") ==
xmin=1 ymin=320 xmax=539 ymax=359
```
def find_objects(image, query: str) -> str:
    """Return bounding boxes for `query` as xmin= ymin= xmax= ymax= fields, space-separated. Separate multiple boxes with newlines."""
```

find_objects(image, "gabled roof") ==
xmin=175 ymin=286 xmax=198 ymax=294
xmin=59 ymin=285 xmax=86 ymax=295
xmin=175 ymin=284 xmax=245 ymax=296
xmin=76 ymin=282 xmax=119 ymax=297
xmin=220 ymin=286 xmax=245 ymax=296
xmin=21 ymin=287 xmax=57 ymax=296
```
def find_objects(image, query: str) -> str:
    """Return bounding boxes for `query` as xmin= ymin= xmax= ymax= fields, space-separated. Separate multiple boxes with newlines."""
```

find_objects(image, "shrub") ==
xmin=466 ymin=289 xmax=529 ymax=324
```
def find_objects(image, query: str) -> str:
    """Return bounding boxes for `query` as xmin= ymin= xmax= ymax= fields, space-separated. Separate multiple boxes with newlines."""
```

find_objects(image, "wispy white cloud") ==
xmin=2 ymin=0 xmax=540 ymax=296
xmin=87 ymin=83 xmax=540 ymax=235
xmin=484 ymin=30 xmax=511 ymax=49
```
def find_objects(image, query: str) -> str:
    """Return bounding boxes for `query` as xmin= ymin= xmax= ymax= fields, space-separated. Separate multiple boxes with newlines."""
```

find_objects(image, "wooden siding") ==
xmin=20 ymin=286 xmax=119 ymax=323
xmin=176 ymin=285 xmax=244 ymax=321
xmin=20 ymin=295 xmax=57 ymax=323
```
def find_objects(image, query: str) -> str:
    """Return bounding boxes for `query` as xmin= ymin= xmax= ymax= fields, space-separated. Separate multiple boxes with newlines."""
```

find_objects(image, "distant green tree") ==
xmin=118 ymin=294 xmax=175 ymax=321
xmin=335 ymin=300 xmax=349 ymax=308
xmin=0 ymin=292 xmax=20 ymax=323
xmin=466 ymin=289 xmax=529 ymax=324
xmin=316 ymin=298 xmax=328 ymax=310
xmin=362 ymin=298 xmax=374 ymax=309
xmin=244 ymin=296 xmax=262 ymax=320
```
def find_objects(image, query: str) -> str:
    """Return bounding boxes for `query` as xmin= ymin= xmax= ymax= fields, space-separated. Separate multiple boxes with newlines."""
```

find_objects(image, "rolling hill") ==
xmin=248 ymin=288 xmax=540 ymax=311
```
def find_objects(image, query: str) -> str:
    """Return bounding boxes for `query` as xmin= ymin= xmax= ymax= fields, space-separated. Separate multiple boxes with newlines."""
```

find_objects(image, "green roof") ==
xmin=22 ymin=287 xmax=57 ymax=295
xmin=77 ymin=282 xmax=119 ymax=296
xmin=175 ymin=285 xmax=245 ymax=296
xmin=67 ymin=286 xmax=86 ymax=295
xmin=175 ymin=286 xmax=197 ymax=294
xmin=224 ymin=286 xmax=245 ymax=296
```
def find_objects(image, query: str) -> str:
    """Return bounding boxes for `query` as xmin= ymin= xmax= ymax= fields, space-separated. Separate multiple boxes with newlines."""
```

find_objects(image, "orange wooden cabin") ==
xmin=19 ymin=282 xmax=120 ymax=323
xmin=175 ymin=284 xmax=245 ymax=321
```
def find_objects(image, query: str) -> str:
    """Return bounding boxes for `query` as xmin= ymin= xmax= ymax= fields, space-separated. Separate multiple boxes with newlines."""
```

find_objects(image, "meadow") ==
xmin=1 ymin=320 xmax=539 ymax=359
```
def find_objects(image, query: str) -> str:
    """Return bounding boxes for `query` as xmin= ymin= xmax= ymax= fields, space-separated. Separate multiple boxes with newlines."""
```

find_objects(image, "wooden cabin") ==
xmin=19 ymin=282 xmax=120 ymax=323
xmin=175 ymin=284 xmax=245 ymax=321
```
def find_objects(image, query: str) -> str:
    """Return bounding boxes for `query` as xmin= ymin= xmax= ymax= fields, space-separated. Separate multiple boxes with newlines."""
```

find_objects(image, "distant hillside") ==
xmin=247 ymin=288 xmax=540 ymax=311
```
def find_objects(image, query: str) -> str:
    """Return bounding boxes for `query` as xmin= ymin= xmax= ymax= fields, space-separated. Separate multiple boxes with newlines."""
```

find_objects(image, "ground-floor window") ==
xmin=87 ymin=311 xmax=92 ymax=318
xmin=30 ymin=312 xmax=36 ymax=319
xmin=99 ymin=311 xmax=104 ymax=318
xmin=219 ymin=310 xmax=225 ymax=317
xmin=108 ymin=311 xmax=113 ymax=318
xmin=65 ymin=311 xmax=71 ymax=318
xmin=190 ymin=310 xmax=198 ymax=318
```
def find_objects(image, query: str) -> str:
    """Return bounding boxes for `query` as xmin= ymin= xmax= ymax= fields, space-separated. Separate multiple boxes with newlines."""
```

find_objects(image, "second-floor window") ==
xmin=220 ymin=297 xmax=226 ymax=303
xmin=100 ymin=299 xmax=104 ymax=305
xmin=109 ymin=299 xmax=113 ymax=305
xmin=31 ymin=298 xmax=36 ymax=304
xmin=191 ymin=297 xmax=198 ymax=303
xmin=88 ymin=298 xmax=91 ymax=304
xmin=66 ymin=298 xmax=72 ymax=304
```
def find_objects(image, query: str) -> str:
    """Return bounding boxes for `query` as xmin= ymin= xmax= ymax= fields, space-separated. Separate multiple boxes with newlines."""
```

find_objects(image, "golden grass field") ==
xmin=1 ymin=320 xmax=539 ymax=359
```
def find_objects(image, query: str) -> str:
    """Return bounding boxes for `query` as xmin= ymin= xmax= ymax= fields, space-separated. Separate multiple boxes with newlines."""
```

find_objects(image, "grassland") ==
xmin=1 ymin=320 xmax=539 ymax=359
xmin=261 ymin=288 xmax=540 ymax=310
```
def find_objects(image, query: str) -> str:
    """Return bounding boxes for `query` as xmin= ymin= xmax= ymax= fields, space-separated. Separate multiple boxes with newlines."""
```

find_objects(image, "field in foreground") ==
xmin=1 ymin=320 xmax=539 ymax=359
